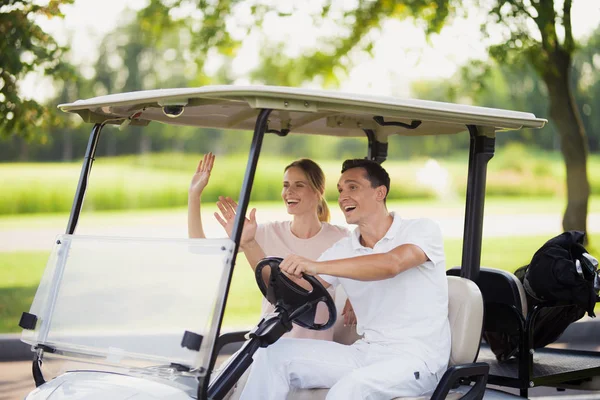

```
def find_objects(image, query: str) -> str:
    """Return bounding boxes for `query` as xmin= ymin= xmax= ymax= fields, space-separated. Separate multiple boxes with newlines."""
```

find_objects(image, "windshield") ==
xmin=22 ymin=234 xmax=234 ymax=376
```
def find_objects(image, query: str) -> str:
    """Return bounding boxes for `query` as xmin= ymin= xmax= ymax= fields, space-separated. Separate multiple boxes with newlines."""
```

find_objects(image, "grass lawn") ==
xmin=3 ymin=150 xmax=600 ymax=215
xmin=0 ymin=251 xmax=49 ymax=332
xmin=3 ymin=234 xmax=598 ymax=333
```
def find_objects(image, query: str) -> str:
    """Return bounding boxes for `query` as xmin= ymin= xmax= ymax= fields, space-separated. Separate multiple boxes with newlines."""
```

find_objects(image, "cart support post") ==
xmin=31 ymin=123 xmax=104 ymax=387
xmin=461 ymin=125 xmax=495 ymax=281
xmin=363 ymin=129 xmax=388 ymax=164
xmin=199 ymin=109 xmax=273 ymax=399
xmin=66 ymin=123 xmax=103 ymax=234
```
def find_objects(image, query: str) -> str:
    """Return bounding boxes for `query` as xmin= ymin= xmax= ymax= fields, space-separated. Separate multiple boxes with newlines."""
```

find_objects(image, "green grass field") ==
xmin=3 ymin=234 xmax=597 ymax=332
xmin=2 ymin=149 xmax=600 ymax=215
xmin=0 ymin=251 xmax=49 ymax=333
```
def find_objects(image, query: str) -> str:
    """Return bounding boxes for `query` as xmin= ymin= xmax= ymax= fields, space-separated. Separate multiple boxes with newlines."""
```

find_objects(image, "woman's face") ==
xmin=282 ymin=167 xmax=320 ymax=216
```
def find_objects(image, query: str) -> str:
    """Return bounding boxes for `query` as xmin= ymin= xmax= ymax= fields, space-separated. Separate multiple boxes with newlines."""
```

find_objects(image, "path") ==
xmin=2 ymin=207 xmax=600 ymax=252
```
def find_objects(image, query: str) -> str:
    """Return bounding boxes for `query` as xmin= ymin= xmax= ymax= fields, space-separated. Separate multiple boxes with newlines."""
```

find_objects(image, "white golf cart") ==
xmin=19 ymin=86 xmax=600 ymax=400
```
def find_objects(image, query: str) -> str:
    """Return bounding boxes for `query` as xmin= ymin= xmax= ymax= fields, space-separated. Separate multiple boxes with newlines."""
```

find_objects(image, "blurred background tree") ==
xmin=247 ymin=0 xmax=593 ymax=233
xmin=156 ymin=0 xmax=592 ymax=233
xmin=1 ymin=0 xmax=599 ymax=233
xmin=0 ymin=0 xmax=75 ymax=145
xmin=482 ymin=0 xmax=590 ymax=234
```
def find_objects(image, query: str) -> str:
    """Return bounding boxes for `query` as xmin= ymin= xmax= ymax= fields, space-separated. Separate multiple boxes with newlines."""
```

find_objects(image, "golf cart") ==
xmin=18 ymin=86 xmax=599 ymax=399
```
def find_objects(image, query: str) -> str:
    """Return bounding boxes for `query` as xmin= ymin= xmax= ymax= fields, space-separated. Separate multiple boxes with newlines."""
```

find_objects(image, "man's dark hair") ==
xmin=341 ymin=159 xmax=391 ymax=201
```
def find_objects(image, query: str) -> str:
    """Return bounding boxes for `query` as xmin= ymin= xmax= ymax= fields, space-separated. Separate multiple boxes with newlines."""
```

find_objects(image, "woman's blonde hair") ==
xmin=284 ymin=159 xmax=330 ymax=222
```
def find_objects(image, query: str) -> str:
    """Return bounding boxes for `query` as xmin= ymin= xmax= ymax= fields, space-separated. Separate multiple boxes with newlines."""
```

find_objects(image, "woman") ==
xmin=188 ymin=153 xmax=355 ymax=340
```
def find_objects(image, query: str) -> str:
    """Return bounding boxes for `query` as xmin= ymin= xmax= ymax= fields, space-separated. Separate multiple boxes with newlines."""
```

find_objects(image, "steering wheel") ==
xmin=255 ymin=257 xmax=336 ymax=330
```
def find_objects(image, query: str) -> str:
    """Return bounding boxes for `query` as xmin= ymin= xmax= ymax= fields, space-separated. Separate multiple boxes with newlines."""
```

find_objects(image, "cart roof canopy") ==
xmin=59 ymin=85 xmax=546 ymax=137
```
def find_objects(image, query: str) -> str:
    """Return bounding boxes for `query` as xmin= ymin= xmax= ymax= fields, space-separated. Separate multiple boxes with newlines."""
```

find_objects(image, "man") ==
xmin=239 ymin=159 xmax=450 ymax=400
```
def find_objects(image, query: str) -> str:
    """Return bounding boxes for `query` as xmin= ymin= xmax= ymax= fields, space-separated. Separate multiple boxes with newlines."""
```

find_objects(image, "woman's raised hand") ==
xmin=214 ymin=196 xmax=257 ymax=245
xmin=189 ymin=153 xmax=215 ymax=198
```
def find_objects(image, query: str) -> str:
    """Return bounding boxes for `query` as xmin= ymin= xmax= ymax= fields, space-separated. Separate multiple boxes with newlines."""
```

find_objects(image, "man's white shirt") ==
xmin=318 ymin=212 xmax=451 ymax=374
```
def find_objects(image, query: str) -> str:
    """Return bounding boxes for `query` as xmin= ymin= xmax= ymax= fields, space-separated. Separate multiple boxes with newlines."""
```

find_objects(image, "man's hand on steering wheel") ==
xmin=255 ymin=257 xmax=337 ymax=330
xmin=280 ymin=255 xmax=319 ymax=278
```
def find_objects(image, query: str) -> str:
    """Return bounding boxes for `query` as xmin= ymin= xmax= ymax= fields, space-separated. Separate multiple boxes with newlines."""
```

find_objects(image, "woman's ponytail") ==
xmin=318 ymin=197 xmax=330 ymax=222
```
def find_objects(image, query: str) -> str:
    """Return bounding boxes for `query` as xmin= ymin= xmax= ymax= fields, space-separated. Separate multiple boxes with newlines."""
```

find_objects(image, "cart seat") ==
xmin=446 ymin=267 xmax=600 ymax=393
xmin=447 ymin=267 xmax=527 ymax=317
xmin=285 ymin=276 xmax=485 ymax=400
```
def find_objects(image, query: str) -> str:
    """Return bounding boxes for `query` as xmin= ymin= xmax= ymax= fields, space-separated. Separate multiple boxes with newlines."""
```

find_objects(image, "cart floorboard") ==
xmin=479 ymin=344 xmax=600 ymax=386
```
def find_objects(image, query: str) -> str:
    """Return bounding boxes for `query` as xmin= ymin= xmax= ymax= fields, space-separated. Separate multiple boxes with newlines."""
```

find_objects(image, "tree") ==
xmin=572 ymin=26 xmax=600 ymax=153
xmin=92 ymin=4 xmax=218 ymax=155
xmin=138 ymin=0 xmax=592 ymax=233
xmin=254 ymin=0 xmax=591 ymax=233
xmin=0 ymin=0 xmax=74 ymax=139
xmin=484 ymin=0 xmax=590 ymax=233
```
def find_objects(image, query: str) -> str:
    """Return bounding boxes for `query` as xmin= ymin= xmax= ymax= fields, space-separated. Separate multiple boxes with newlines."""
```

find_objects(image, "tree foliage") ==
xmin=485 ymin=0 xmax=575 ymax=76
xmin=480 ymin=0 xmax=590 ymax=232
xmin=0 ymin=0 xmax=596 ymax=237
xmin=249 ymin=0 xmax=452 ymax=86
xmin=0 ymin=0 xmax=74 ymax=139
xmin=2 ymin=2 xmax=600 ymax=167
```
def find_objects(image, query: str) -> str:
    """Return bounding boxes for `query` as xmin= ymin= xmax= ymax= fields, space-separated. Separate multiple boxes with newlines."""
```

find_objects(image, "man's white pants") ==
xmin=238 ymin=338 xmax=442 ymax=400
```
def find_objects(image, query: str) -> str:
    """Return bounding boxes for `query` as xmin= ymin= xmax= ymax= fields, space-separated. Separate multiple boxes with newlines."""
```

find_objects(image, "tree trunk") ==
xmin=543 ymin=55 xmax=589 ymax=234
xmin=174 ymin=137 xmax=185 ymax=153
xmin=106 ymin=133 xmax=117 ymax=157
xmin=18 ymin=136 xmax=29 ymax=161
xmin=140 ymin=135 xmax=152 ymax=154
xmin=62 ymin=130 xmax=73 ymax=161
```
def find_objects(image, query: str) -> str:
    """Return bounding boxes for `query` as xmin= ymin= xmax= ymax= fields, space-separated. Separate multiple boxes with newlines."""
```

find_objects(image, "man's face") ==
xmin=337 ymin=167 xmax=384 ymax=224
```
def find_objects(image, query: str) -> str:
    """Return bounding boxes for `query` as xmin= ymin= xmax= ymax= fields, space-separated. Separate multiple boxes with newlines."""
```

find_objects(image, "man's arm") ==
xmin=280 ymin=244 xmax=428 ymax=281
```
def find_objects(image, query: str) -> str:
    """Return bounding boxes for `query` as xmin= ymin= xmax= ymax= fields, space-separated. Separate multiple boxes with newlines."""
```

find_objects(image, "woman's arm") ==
xmin=187 ymin=153 xmax=215 ymax=239
xmin=240 ymin=238 xmax=267 ymax=271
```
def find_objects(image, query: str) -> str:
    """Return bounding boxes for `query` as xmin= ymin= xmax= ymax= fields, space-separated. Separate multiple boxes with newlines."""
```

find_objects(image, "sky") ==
xmin=27 ymin=0 xmax=600 ymax=101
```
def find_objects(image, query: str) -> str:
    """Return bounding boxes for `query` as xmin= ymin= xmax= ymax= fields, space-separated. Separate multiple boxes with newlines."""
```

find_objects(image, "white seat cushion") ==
xmin=447 ymin=276 xmax=484 ymax=366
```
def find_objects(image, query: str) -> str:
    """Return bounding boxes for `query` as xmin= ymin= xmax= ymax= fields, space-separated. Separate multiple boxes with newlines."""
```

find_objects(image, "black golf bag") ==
xmin=485 ymin=231 xmax=600 ymax=361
